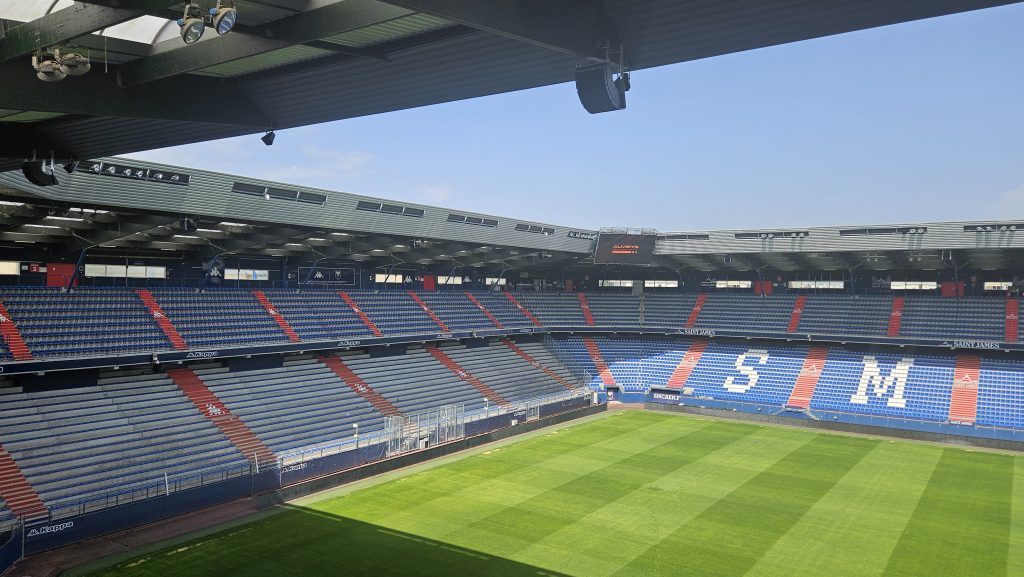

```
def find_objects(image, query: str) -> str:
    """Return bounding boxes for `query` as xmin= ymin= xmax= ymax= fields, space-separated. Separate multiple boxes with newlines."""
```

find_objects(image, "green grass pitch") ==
xmin=83 ymin=411 xmax=1024 ymax=577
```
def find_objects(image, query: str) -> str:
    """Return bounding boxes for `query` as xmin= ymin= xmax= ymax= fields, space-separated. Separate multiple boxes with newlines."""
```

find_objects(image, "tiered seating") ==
xmin=0 ymin=371 xmax=245 ymax=517
xmin=795 ymin=295 xmax=891 ymax=336
xmin=810 ymin=350 xmax=954 ymax=422
xmin=544 ymin=335 xmax=685 ymax=392
xmin=642 ymin=293 xmax=699 ymax=327
xmin=197 ymin=358 xmax=385 ymax=454
xmin=439 ymin=342 xmax=574 ymax=401
xmin=509 ymin=292 xmax=588 ymax=326
xmin=976 ymin=357 xmax=1024 ymax=429
xmin=465 ymin=292 xmax=536 ymax=328
xmin=684 ymin=342 xmax=806 ymax=405
xmin=345 ymin=291 xmax=440 ymax=335
xmin=341 ymin=348 xmax=489 ymax=414
xmin=414 ymin=292 xmax=495 ymax=331
xmin=1 ymin=287 xmax=169 ymax=357
xmin=899 ymin=297 xmax=1005 ymax=341
xmin=0 ymin=496 xmax=11 ymax=527
xmin=510 ymin=341 xmax=578 ymax=387
xmin=693 ymin=293 xmax=797 ymax=333
xmin=261 ymin=290 xmax=369 ymax=341
xmin=584 ymin=293 xmax=642 ymax=325
xmin=151 ymin=289 xmax=291 ymax=348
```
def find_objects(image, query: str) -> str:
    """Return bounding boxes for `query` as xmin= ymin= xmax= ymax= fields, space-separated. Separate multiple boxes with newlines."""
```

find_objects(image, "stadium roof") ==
xmin=2 ymin=156 xmax=1024 ymax=274
xmin=2 ymin=0 xmax=1020 ymax=173
xmin=0 ymin=156 xmax=591 ymax=269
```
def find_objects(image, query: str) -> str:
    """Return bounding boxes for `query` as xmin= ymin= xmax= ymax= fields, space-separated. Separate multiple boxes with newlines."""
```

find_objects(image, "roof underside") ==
xmin=1 ymin=0 xmax=1019 ymax=173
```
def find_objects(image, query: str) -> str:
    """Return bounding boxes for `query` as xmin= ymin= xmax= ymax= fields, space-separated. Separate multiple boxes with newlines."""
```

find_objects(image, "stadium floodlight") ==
xmin=178 ymin=4 xmax=206 ymax=45
xmin=261 ymin=131 xmax=276 ymax=146
xmin=212 ymin=2 xmax=238 ymax=35
xmin=31 ymin=52 xmax=66 ymax=82
xmin=57 ymin=48 xmax=91 ymax=77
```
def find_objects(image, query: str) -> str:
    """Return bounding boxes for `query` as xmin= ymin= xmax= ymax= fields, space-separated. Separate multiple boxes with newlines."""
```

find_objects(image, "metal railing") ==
xmin=44 ymin=461 xmax=253 ymax=522
xmin=277 ymin=386 xmax=592 ymax=467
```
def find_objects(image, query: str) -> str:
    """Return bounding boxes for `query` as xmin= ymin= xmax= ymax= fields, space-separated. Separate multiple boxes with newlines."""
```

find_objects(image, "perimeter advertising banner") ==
xmin=594 ymin=233 xmax=656 ymax=264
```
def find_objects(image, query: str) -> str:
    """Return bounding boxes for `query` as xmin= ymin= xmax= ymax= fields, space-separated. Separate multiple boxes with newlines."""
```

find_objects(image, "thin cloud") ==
xmin=988 ymin=186 xmax=1024 ymax=217
xmin=416 ymin=184 xmax=453 ymax=204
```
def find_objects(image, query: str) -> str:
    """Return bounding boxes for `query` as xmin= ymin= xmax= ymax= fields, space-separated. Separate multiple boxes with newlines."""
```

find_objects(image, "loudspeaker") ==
xmin=575 ymin=63 xmax=626 ymax=114
xmin=21 ymin=161 xmax=59 ymax=186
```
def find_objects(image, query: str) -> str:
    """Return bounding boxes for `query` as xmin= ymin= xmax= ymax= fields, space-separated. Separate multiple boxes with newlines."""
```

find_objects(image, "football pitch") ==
xmin=83 ymin=411 xmax=1024 ymax=577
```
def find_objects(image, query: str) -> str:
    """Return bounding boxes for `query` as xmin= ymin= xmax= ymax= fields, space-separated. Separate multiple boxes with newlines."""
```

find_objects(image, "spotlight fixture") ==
xmin=261 ymin=131 xmax=276 ymax=146
xmin=212 ymin=1 xmax=238 ymax=35
xmin=57 ymin=49 xmax=90 ymax=76
xmin=31 ymin=52 xmax=66 ymax=82
xmin=177 ymin=2 xmax=237 ymax=44
xmin=178 ymin=3 xmax=206 ymax=45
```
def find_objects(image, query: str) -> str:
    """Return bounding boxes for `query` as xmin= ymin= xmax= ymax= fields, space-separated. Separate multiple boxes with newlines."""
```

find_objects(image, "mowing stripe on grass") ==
xmin=439 ymin=421 xmax=760 ymax=555
xmin=744 ymin=441 xmax=942 ymax=577
xmin=338 ymin=413 xmax=711 ymax=532
xmin=520 ymin=426 xmax=816 ymax=577
xmin=614 ymin=434 xmax=878 ymax=577
xmin=882 ymin=448 xmax=1014 ymax=577
xmin=1010 ymin=457 xmax=1024 ymax=577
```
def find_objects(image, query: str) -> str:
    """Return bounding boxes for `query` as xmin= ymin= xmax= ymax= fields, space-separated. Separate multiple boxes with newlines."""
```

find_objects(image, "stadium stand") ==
xmin=413 ymin=292 xmax=494 ymax=331
xmin=643 ymin=293 xmax=699 ymax=327
xmin=692 ymin=293 xmax=796 ymax=333
xmin=466 ymin=292 xmax=537 ymax=328
xmin=509 ymin=292 xmax=588 ymax=326
xmin=1 ymin=287 xmax=170 ymax=358
xmin=150 ymin=289 xmax=292 ymax=349
xmin=344 ymin=291 xmax=442 ymax=336
xmin=340 ymin=347 xmax=490 ymax=414
xmin=684 ymin=342 xmax=807 ymax=406
xmin=791 ymin=294 xmax=892 ymax=336
xmin=0 ymin=369 xmax=247 ymax=518
xmin=195 ymin=357 xmax=386 ymax=455
xmin=809 ymin=349 xmax=955 ymax=422
xmin=898 ymin=296 xmax=1005 ymax=341
xmin=2 ymin=290 xmax=1024 ymax=363
xmin=584 ymin=293 xmax=642 ymax=325
xmin=977 ymin=357 xmax=1024 ymax=430
xmin=261 ymin=290 xmax=370 ymax=341
xmin=544 ymin=335 xmax=685 ymax=392
xmin=437 ymin=341 xmax=577 ymax=402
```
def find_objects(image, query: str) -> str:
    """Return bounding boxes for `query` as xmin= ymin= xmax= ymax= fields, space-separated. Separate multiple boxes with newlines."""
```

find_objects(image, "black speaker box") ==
xmin=21 ymin=161 xmax=59 ymax=186
xmin=575 ymin=64 xmax=626 ymax=114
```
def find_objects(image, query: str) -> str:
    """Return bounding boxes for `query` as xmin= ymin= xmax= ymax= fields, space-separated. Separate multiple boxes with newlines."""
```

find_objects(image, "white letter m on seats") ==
xmin=850 ymin=356 xmax=912 ymax=408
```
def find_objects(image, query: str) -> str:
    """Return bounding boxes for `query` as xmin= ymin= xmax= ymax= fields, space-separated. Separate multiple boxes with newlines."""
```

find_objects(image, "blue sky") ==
xmin=126 ymin=4 xmax=1024 ymax=233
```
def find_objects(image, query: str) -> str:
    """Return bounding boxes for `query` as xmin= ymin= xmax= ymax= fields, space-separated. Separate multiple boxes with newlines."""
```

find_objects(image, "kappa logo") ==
xmin=519 ymin=328 xmax=532 ymax=333
xmin=28 ymin=521 xmax=74 ymax=537
xmin=205 ymin=403 xmax=225 ymax=416
xmin=267 ymin=308 xmax=279 ymax=316
xmin=953 ymin=374 xmax=978 ymax=389
xmin=337 ymin=340 xmax=361 ymax=347
xmin=799 ymin=364 xmax=822 ymax=377
xmin=209 ymin=267 xmax=223 ymax=278
xmin=186 ymin=351 xmax=219 ymax=359
xmin=153 ymin=311 xmax=165 ymax=319
xmin=0 ymin=314 xmax=8 ymax=322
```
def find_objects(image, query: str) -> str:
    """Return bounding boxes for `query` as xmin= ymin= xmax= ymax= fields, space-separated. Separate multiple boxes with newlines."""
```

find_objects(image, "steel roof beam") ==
xmin=0 ymin=1 xmax=179 ymax=62
xmin=0 ymin=60 xmax=272 ymax=128
xmin=376 ymin=0 xmax=617 ymax=62
xmin=117 ymin=0 xmax=412 ymax=87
